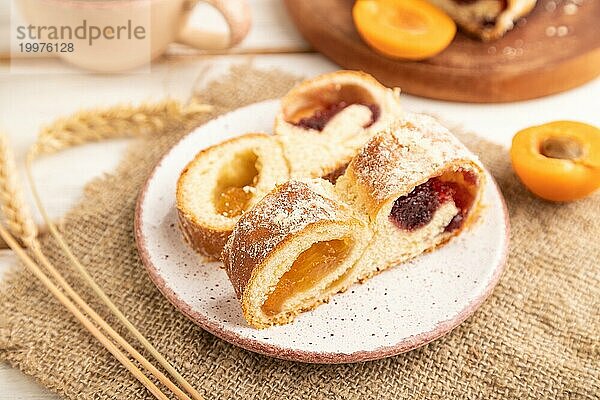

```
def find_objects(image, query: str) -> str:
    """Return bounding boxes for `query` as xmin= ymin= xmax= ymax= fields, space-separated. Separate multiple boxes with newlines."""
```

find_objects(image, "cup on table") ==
xmin=13 ymin=0 xmax=251 ymax=72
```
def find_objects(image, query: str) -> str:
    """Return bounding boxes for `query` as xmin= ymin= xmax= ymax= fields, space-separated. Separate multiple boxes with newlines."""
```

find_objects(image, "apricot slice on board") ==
xmin=510 ymin=121 xmax=600 ymax=202
xmin=352 ymin=0 xmax=456 ymax=60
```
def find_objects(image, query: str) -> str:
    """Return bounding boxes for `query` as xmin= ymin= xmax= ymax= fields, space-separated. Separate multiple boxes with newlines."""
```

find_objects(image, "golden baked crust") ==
xmin=177 ymin=210 xmax=231 ymax=260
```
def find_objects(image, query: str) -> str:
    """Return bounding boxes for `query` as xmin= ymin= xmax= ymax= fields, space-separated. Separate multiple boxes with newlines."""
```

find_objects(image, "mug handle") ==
xmin=176 ymin=0 xmax=251 ymax=50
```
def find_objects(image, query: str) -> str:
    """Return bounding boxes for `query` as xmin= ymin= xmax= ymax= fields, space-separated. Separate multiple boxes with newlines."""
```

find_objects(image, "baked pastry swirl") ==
xmin=274 ymin=70 xmax=402 ymax=180
xmin=223 ymin=113 xmax=485 ymax=328
xmin=176 ymin=133 xmax=289 ymax=259
xmin=335 ymin=113 xmax=484 ymax=283
xmin=222 ymin=179 xmax=371 ymax=328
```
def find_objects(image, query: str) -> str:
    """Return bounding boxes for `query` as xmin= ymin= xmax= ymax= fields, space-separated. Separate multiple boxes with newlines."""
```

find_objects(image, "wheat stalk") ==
xmin=28 ymin=99 xmax=213 ymax=159
xmin=0 ymin=98 xmax=213 ymax=399
xmin=0 ymin=133 xmax=193 ymax=399
xmin=0 ymin=97 xmax=214 ymax=398
xmin=0 ymin=134 xmax=37 ymax=246
xmin=20 ymin=98 xmax=211 ymax=400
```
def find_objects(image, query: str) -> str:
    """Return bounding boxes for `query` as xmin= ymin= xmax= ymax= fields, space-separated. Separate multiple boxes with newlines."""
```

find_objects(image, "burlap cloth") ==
xmin=1 ymin=67 xmax=598 ymax=399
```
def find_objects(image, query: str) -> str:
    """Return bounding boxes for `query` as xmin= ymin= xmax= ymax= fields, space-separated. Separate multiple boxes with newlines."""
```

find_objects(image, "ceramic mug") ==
xmin=14 ymin=0 xmax=251 ymax=72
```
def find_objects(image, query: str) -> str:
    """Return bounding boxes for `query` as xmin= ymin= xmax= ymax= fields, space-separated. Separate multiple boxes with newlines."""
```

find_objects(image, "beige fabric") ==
xmin=1 ymin=67 xmax=598 ymax=399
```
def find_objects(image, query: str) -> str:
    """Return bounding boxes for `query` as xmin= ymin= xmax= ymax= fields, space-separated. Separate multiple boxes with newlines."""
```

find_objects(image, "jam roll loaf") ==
xmin=428 ymin=0 xmax=536 ymax=41
xmin=224 ymin=114 xmax=485 ymax=328
xmin=274 ymin=70 xmax=402 ymax=181
xmin=222 ymin=179 xmax=371 ymax=328
xmin=176 ymin=133 xmax=289 ymax=259
xmin=335 ymin=113 xmax=485 ymax=282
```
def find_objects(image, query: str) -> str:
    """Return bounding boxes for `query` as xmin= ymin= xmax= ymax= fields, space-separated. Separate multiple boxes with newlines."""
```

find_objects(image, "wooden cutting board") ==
xmin=284 ymin=0 xmax=600 ymax=102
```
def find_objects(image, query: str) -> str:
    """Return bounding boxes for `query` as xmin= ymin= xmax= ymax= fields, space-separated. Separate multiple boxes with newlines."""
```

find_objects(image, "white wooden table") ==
xmin=0 ymin=1 xmax=598 ymax=398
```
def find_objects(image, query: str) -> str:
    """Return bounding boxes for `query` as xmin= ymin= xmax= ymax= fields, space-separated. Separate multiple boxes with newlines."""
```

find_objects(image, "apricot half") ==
xmin=510 ymin=121 xmax=600 ymax=202
xmin=352 ymin=0 xmax=456 ymax=60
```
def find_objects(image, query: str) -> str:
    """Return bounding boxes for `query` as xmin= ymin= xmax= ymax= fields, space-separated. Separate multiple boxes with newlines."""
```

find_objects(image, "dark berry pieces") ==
xmin=295 ymin=102 xmax=348 ymax=131
xmin=364 ymin=104 xmax=381 ymax=128
xmin=390 ymin=171 xmax=477 ymax=233
xmin=390 ymin=180 xmax=439 ymax=231
xmin=294 ymin=102 xmax=380 ymax=131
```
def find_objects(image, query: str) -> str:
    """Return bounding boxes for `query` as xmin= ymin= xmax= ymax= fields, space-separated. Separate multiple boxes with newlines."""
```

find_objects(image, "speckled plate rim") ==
xmin=134 ymin=100 xmax=510 ymax=364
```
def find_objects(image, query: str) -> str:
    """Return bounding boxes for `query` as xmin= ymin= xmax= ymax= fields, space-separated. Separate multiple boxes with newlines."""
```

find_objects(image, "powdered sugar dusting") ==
xmin=349 ymin=113 xmax=481 ymax=203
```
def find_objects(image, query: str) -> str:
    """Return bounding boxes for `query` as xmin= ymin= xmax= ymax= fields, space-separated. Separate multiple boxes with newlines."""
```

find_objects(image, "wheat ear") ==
xmin=0 ymin=134 xmax=37 ymax=245
xmin=29 ymin=99 xmax=213 ymax=159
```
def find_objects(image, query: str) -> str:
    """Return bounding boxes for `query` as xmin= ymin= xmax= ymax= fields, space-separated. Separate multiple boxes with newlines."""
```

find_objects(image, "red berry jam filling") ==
xmin=390 ymin=180 xmax=440 ymax=231
xmin=294 ymin=102 xmax=380 ymax=131
xmin=390 ymin=170 xmax=477 ymax=233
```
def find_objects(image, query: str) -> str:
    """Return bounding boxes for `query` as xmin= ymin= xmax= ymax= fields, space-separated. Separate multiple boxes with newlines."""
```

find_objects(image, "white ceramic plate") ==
xmin=134 ymin=100 xmax=509 ymax=363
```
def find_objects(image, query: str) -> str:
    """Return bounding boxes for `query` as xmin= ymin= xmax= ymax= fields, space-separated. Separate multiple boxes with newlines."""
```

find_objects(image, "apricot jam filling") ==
xmin=214 ymin=151 xmax=260 ymax=218
xmin=285 ymin=83 xmax=381 ymax=131
xmin=262 ymin=239 xmax=352 ymax=316
xmin=389 ymin=169 xmax=477 ymax=232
